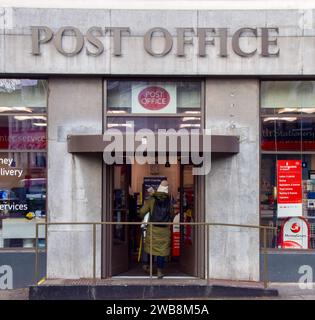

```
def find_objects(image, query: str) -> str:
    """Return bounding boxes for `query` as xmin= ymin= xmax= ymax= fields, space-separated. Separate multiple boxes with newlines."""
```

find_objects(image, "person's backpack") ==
xmin=150 ymin=195 xmax=171 ymax=226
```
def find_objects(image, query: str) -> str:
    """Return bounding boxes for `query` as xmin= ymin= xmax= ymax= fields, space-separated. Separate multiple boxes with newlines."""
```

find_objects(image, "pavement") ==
xmin=1 ymin=283 xmax=315 ymax=300
xmin=268 ymin=283 xmax=315 ymax=300
xmin=0 ymin=288 xmax=29 ymax=300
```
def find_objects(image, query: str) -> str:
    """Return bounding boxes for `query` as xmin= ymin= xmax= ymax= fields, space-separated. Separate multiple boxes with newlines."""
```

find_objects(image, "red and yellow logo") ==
xmin=290 ymin=223 xmax=301 ymax=233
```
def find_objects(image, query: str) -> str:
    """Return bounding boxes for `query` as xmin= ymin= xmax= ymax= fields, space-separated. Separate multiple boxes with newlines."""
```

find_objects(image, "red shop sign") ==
xmin=277 ymin=160 xmax=302 ymax=217
xmin=138 ymin=86 xmax=170 ymax=111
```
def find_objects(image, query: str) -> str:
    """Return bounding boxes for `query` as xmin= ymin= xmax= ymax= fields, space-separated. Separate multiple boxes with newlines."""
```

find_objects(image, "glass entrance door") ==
xmin=110 ymin=165 xmax=131 ymax=276
xmin=179 ymin=165 xmax=197 ymax=276
xmin=103 ymin=161 xmax=205 ymax=278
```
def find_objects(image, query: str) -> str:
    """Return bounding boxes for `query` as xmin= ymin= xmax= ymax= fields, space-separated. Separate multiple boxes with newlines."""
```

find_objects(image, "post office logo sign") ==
xmin=138 ymin=86 xmax=170 ymax=111
xmin=132 ymin=84 xmax=176 ymax=114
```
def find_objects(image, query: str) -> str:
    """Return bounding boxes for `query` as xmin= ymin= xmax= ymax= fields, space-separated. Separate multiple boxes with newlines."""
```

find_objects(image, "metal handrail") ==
xmin=35 ymin=221 xmax=277 ymax=289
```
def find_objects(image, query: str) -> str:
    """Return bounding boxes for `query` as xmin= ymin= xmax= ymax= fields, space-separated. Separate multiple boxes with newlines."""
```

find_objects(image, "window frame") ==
xmin=104 ymin=78 xmax=205 ymax=132
xmin=0 ymin=78 xmax=48 ymax=252
xmin=260 ymin=79 xmax=315 ymax=252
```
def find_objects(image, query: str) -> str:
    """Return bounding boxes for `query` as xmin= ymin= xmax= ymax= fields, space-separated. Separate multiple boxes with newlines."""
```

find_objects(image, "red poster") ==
xmin=172 ymin=213 xmax=180 ymax=257
xmin=277 ymin=160 xmax=302 ymax=217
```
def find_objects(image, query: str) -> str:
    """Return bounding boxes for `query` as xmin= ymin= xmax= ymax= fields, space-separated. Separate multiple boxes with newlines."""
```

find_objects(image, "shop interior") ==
xmin=110 ymin=161 xmax=197 ymax=278
xmin=260 ymin=81 xmax=315 ymax=249
xmin=0 ymin=151 xmax=46 ymax=249
xmin=261 ymin=154 xmax=315 ymax=248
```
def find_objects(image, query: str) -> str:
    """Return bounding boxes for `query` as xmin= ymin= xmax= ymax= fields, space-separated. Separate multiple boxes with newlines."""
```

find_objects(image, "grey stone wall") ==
xmin=47 ymin=78 xmax=103 ymax=278
xmin=0 ymin=7 xmax=315 ymax=75
xmin=205 ymin=79 xmax=260 ymax=281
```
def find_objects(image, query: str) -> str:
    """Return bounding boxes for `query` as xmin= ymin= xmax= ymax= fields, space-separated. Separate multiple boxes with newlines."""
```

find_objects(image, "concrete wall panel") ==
xmin=47 ymin=78 xmax=103 ymax=278
xmin=0 ymin=8 xmax=315 ymax=75
xmin=110 ymin=9 xmax=198 ymax=36
xmin=1 ymin=8 xmax=111 ymax=35
xmin=205 ymin=79 xmax=260 ymax=281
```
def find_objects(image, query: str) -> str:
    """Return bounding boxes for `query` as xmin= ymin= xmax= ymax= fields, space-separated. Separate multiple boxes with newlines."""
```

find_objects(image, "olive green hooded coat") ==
xmin=139 ymin=192 xmax=173 ymax=257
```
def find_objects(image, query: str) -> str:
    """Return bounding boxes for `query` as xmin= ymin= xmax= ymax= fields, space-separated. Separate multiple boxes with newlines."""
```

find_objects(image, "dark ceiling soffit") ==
xmin=67 ymin=134 xmax=239 ymax=154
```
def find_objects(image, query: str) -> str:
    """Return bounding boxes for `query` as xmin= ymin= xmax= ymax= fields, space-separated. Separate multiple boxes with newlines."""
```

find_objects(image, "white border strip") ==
xmin=1 ymin=0 xmax=315 ymax=10
xmin=112 ymin=276 xmax=197 ymax=279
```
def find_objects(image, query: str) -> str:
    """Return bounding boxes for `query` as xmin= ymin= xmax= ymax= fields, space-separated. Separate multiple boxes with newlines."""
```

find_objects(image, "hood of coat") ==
xmin=153 ymin=191 xmax=170 ymax=200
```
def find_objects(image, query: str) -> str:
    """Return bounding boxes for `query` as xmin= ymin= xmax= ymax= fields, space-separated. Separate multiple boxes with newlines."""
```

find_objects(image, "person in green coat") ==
xmin=139 ymin=180 xmax=173 ymax=279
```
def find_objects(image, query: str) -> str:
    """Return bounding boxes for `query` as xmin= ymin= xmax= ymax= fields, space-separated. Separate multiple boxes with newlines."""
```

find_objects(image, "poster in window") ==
xmin=131 ymin=84 xmax=176 ymax=114
xmin=277 ymin=160 xmax=303 ymax=217
xmin=280 ymin=217 xmax=310 ymax=249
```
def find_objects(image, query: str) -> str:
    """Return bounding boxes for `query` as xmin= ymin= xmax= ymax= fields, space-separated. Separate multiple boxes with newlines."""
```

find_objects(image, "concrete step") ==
xmin=29 ymin=279 xmax=278 ymax=299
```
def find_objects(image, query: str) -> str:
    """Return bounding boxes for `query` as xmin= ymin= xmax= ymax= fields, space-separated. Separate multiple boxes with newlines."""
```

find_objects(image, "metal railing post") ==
xmin=263 ymin=227 xmax=268 ymax=289
xmin=150 ymin=222 xmax=153 ymax=281
xmin=35 ymin=223 xmax=39 ymax=283
xmin=206 ymin=223 xmax=209 ymax=284
xmin=93 ymin=223 xmax=96 ymax=280
xmin=45 ymin=222 xmax=48 ymax=280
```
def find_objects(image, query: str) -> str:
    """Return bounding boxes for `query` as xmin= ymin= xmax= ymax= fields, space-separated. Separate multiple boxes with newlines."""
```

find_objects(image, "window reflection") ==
xmin=261 ymin=117 xmax=302 ymax=151
xmin=0 ymin=116 xmax=46 ymax=150
xmin=107 ymin=116 xmax=201 ymax=132
xmin=0 ymin=79 xmax=47 ymax=114
xmin=301 ymin=118 xmax=315 ymax=151
xmin=262 ymin=117 xmax=315 ymax=152
xmin=106 ymin=80 xmax=201 ymax=114
xmin=261 ymin=81 xmax=315 ymax=115
xmin=0 ymin=152 xmax=46 ymax=248
xmin=261 ymin=80 xmax=315 ymax=250
xmin=0 ymin=79 xmax=47 ymax=249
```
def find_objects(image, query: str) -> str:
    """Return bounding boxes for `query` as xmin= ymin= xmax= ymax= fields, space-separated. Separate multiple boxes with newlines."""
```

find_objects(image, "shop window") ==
xmin=261 ymin=81 xmax=315 ymax=250
xmin=0 ymin=79 xmax=47 ymax=114
xmin=261 ymin=117 xmax=302 ymax=152
xmin=106 ymin=116 xmax=201 ymax=132
xmin=0 ymin=115 xmax=46 ymax=150
xmin=0 ymin=79 xmax=47 ymax=249
xmin=261 ymin=81 xmax=315 ymax=115
xmin=301 ymin=118 xmax=315 ymax=151
xmin=106 ymin=80 xmax=201 ymax=115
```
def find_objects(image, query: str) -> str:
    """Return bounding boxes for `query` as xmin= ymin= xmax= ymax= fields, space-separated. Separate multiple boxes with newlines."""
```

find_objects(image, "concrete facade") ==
xmin=45 ymin=78 xmax=261 ymax=281
xmin=0 ymin=6 xmax=314 ymax=284
xmin=47 ymin=78 xmax=103 ymax=278
xmin=0 ymin=8 xmax=315 ymax=75
xmin=205 ymin=79 xmax=260 ymax=281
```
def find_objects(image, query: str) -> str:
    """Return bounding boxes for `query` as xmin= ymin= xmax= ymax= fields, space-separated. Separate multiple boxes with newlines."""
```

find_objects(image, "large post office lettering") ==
xmin=31 ymin=26 xmax=280 ymax=58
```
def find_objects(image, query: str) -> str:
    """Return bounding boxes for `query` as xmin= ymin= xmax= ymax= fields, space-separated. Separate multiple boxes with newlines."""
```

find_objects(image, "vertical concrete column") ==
xmin=47 ymin=78 xmax=103 ymax=279
xmin=205 ymin=79 xmax=260 ymax=281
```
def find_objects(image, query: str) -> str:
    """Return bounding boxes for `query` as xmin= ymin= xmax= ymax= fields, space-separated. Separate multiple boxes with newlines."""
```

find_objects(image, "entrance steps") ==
xmin=29 ymin=278 xmax=278 ymax=299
